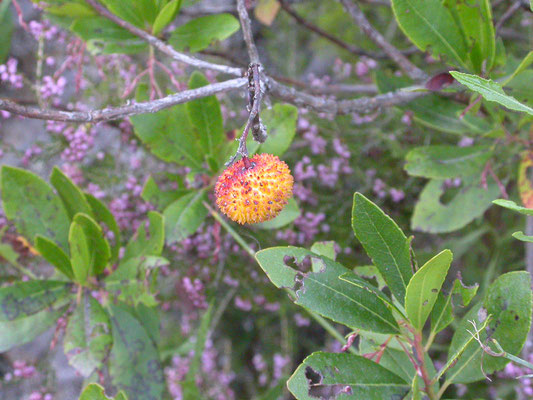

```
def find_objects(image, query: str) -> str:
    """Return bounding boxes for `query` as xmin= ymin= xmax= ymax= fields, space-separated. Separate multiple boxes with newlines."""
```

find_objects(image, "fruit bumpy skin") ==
xmin=215 ymin=154 xmax=294 ymax=224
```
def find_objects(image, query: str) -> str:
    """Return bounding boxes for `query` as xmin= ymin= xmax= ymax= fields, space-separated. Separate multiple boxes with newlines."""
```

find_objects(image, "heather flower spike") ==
xmin=215 ymin=154 xmax=294 ymax=224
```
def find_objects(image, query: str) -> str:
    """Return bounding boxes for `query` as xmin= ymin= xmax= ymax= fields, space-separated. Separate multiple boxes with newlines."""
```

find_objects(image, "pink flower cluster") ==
xmin=0 ymin=58 xmax=23 ymax=88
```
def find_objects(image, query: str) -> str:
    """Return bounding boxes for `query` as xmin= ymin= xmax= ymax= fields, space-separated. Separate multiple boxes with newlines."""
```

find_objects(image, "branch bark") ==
xmin=338 ymin=0 xmax=427 ymax=81
xmin=0 ymin=78 xmax=247 ymax=122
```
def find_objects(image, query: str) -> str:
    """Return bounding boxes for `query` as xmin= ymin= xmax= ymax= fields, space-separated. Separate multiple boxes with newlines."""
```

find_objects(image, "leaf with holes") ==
xmin=451 ymin=71 xmax=533 ymax=116
xmin=405 ymin=145 xmax=491 ymax=179
xmin=64 ymin=293 xmax=112 ymax=377
xmin=352 ymin=192 xmax=412 ymax=305
xmin=256 ymin=246 xmax=399 ymax=334
xmin=411 ymin=178 xmax=499 ymax=233
xmin=287 ymin=352 xmax=409 ymax=400
xmin=446 ymin=271 xmax=532 ymax=383
xmin=405 ymin=250 xmax=452 ymax=331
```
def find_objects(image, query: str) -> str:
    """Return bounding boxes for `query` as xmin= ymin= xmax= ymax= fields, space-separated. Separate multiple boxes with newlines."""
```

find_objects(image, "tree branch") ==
xmin=84 ymin=0 xmax=243 ymax=77
xmin=236 ymin=0 xmax=261 ymax=64
xmin=338 ymin=0 xmax=427 ymax=81
xmin=0 ymin=78 xmax=247 ymax=122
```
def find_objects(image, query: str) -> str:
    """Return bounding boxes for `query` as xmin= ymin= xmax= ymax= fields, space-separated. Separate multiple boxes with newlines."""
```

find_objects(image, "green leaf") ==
xmin=287 ymin=352 xmax=409 ymax=400
xmin=141 ymin=176 xmax=190 ymax=211
xmin=0 ymin=0 xmax=13 ymax=63
xmin=451 ymin=71 xmax=533 ymax=116
xmin=69 ymin=220 xmax=91 ymax=284
xmin=152 ymin=0 xmax=182 ymax=35
xmin=85 ymin=194 xmax=121 ymax=263
xmin=130 ymin=87 xmax=203 ymax=169
xmin=447 ymin=271 xmax=532 ymax=383
xmin=512 ymin=231 xmax=533 ymax=243
xmin=108 ymin=304 xmax=164 ymax=400
xmin=35 ymin=235 xmax=74 ymax=279
xmin=405 ymin=145 xmax=491 ymax=179
xmin=123 ymin=211 xmax=164 ymax=261
xmin=0 ymin=280 xmax=70 ymax=321
xmin=448 ymin=0 xmax=495 ymax=73
xmin=411 ymin=178 xmax=499 ymax=233
xmin=163 ymin=190 xmax=208 ymax=244
xmin=1 ymin=166 xmax=70 ymax=251
xmin=391 ymin=0 xmax=468 ymax=68
xmin=256 ymin=198 xmax=300 ymax=229
xmin=310 ymin=241 xmax=338 ymax=260
xmin=502 ymin=51 xmax=533 ymax=86
xmin=493 ymin=198 xmax=533 ymax=216
xmin=79 ymin=383 xmax=127 ymax=400
xmin=73 ymin=213 xmax=112 ymax=276
xmin=106 ymin=256 xmax=169 ymax=282
xmin=99 ymin=0 xmax=144 ymax=27
xmin=71 ymin=16 xmax=137 ymax=41
xmin=405 ymin=250 xmax=452 ymax=331
xmin=187 ymin=71 xmax=224 ymax=162
xmin=0 ymin=305 xmax=68 ymax=352
xmin=169 ymin=14 xmax=240 ymax=52
xmin=256 ymin=104 xmax=298 ymax=156
xmin=64 ymin=293 xmax=112 ymax=377
xmin=430 ymin=277 xmax=479 ymax=335
xmin=351 ymin=192 xmax=412 ymax=305
xmin=50 ymin=167 xmax=93 ymax=220
xmin=255 ymin=246 xmax=399 ymax=334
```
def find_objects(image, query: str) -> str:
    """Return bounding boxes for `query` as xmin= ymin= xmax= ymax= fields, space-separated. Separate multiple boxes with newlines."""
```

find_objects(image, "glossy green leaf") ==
xmin=187 ymin=72 xmax=224 ymax=162
xmin=257 ymin=104 xmax=298 ymax=156
xmin=85 ymin=194 xmax=121 ymax=263
xmin=0 ymin=305 xmax=68 ymax=352
xmin=69 ymin=221 xmax=90 ymax=284
xmin=287 ymin=352 xmax=409 ymax=400
xmin=451 ymin=71 xmax=533 ymax=116
xmin=0 ymin=0 xmax=13 ymax=63
xmin=405 ymin=250 xmax=452 ymax=330
xmin=163 ymin=190 xmax=208 ymax=244
xmin=512 ymin=231 xmax=533 ymax=243
xmin=123 ymin=211 xmax=164 ymax=261
xmin=391 ymin=0 xmax=468 ymax=68
xmin=64 ymin=293 xmax=112 ymax=377
xmin=430 ymin=277 xmax=479 ymax=335
xmin=256 ymin=198 xmax=300 ymax=229
xmin=74 ymin=213 xmax=111 ymax=276
xmin=50 ymin=167 xmax=93 ymax=220
xmin=35 ymin=235 xmax=74 ymax=279
xmin=493 ymin=198 xmax=533 ymax=216
xmin=256 ymin=246 xmax=399 ymax=334
xmin=169 ymin=14 xmax=240 ymax=52
xmin=79 ymin=383 xmax=127 ymax=400
xmin=108 ymin=304 xmax=164 ymax=400
xmin=405 ymin=145 xmax=491 ymax=179
xmin=1 ymin=166 xmax=70 ymax=251
xmin=352 ymin=192 xmax=412 ymax=304
xmin=152 ymin=0 xmax=182 ymax=35
xmin=447 ymin=271 xmax=532 ymax=383
xmin=0 ymin=280 xmax=70 ymax=321
xmin=411 ymin=178 xmax=499 ymax=233
xmin=130 ymin=87 xmax=203 ymax=168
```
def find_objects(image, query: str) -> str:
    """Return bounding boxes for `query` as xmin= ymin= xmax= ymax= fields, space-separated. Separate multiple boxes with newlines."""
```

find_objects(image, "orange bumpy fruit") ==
xmin=215 ymin=153 xmax=294 ymax=224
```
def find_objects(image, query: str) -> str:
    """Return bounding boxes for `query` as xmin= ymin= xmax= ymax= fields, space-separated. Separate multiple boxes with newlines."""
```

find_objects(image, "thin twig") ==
xmin=236 ymin=0 xmax=261 ymax=64
xmin=0 ymin=78 xmax=248 ymax=122
xmin=84 ymin=0 xmax=243 ymax=77
xmin=495 ymin=1 xmax=523 ymax=32
xmin=338 ymin=0 xmax=427 ymax=81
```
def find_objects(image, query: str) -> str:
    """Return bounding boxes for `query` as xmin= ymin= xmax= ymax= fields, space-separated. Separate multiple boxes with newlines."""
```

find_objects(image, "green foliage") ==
xmin=1 ymin=166 xmax=70 ymax=251
xmin=447 ymin=272 xmax=532 ymax=383
xmin=35 ymin=235 xmax=74 ymax=279
xmin=123 ymin=211 xmax=164 ymax=261
xmin=51 ymin=167 xmax=94 ymax=220
xmin=0 ymin=0 xmax=13 ymax=63
xmin=405 ymin=250 xmax=452 ymax=331
xmin=152 ymin=0 xmax=182 ymax=35
xmin=287 ymin=352 xmax=409 ymax=399
xmin=351 ymin=193 xmax=412 ymax=304
xmin=79 ymin=383 xmax=127 ymax=400
xmin=169 ymin=14 xmax=240 ymax=52
xmin=163 ymin=189 xmax=208 ymax=244
xmin=256 ymin=198 xmax=300 ymax=229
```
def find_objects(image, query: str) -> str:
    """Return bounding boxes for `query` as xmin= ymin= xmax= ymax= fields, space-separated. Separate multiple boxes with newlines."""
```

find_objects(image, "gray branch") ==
xmin=0 ymin=78 xmax=248 ymax=122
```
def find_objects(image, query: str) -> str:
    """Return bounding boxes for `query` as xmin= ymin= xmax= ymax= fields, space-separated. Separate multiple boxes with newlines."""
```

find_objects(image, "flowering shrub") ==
xmin=0 ymin=0 xmax=532 ymax=399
